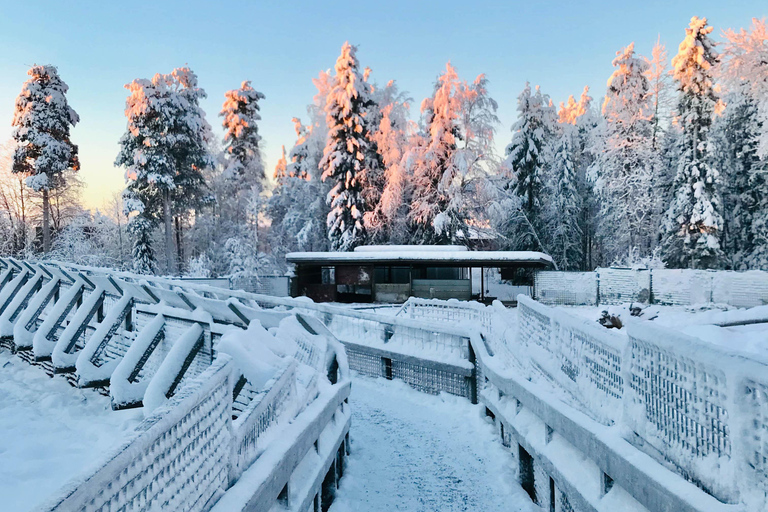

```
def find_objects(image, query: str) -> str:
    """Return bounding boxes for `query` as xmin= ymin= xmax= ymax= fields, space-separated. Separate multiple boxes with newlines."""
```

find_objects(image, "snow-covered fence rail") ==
xmin=625 ymin=323 xmax=768 ymax=505
xmin=534 ymin=267 xmax=768 ymax=307
xmin=397 ymin=296 xmax=494 ymax=336
xmin=38 ymin=357 xmax=233 ymax=512
xmin=510 ymin=294 xmax=768 ymax=508
xmin=0 ymin=257 xmax=352 ymax=512
xmin=229 ymin=360 xmax=297 ymax=483
xmin=517 ymin=295 xmax=625 ymax=425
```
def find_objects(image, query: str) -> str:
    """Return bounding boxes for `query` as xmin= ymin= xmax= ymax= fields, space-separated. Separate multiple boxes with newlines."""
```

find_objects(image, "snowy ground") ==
xmin=0 ymin=349 xmax=143 ymax=512
xmin=330 ymin=374 xmax=539 ymax=512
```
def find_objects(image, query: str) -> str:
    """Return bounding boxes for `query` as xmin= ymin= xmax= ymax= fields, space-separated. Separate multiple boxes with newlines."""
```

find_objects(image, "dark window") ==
xmin=321 ymin=267 xmax=335 ymax=285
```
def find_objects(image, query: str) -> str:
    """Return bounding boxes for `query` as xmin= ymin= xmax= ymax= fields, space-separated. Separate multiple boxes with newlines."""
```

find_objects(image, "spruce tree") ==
xmin=720 ymin=18 xmax=768 ymax=268
xmin=712 ymin=92 xmax=762 ymax=268
xmin=662 ymin=17 xmax=723 ymax=268
xmin=220 ymin=81 xmax=266 ymax=185
xmin=543 ymin=127 xmax=583 ymax=269
xmin=320 ymin=42 xmax=377 ymax=251
xmin=12 ymin=65 xmax=80 ymax=253
xmin=500 ymin=83 xmax=556 ymax=251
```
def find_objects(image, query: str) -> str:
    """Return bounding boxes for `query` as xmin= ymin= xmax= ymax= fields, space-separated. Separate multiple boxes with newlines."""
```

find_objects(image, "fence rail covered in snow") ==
xmin=534 ymin=267 xmax=768 ymax=307
xmin=0 ymin=257 xmax=351 ymax=512
xmin=363 ymin=294 xmax=761 ymax=512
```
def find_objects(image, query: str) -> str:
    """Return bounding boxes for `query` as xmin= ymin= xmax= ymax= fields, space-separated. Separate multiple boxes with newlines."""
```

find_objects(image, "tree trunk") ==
xmin=163 ymin=189 xmax=175 ymax=273
xmin=42 ymin=188 xmax=50 ymax=252
xmin=175 ymin=216 xmax=183 ymax=275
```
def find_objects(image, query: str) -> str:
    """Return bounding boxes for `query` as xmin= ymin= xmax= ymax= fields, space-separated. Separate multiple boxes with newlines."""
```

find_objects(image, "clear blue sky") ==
xmin=0 ymin=1 xmax=765 ymax=209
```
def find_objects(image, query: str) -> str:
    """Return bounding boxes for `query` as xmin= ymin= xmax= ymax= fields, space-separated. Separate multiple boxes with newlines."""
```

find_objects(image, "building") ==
xmin=286 ymin=245 xmax=554 ymax=303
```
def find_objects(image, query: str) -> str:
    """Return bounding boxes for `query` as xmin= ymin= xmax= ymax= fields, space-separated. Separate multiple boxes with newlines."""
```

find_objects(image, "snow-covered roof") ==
xmin=286 ymin=250 xmax=554 ymax=267
xmin=353 ymin=245 xmax=468 ymax=253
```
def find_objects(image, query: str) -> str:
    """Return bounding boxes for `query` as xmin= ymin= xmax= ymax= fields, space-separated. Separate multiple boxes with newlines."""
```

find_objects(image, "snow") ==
xmin=217 ymin=319 xmax=290 ymax=390
xmin=328 ymin=375 xmax=539 ymax=512
xmin=354 ymin=245 xmax=467 ymax=252
xmin=0 ymin=271 xmax=42 ymax=337
xmin=32 ymin=280 xmax=85 ymax=359
xmin=75 ymin=293 xmax=133 ymax=386
xmin=109 ymin=313 xmax=165 ymax=408
xmin=12 ymin=276 xmax=60 ymax=350
xmin=561 ymin=302 xmax=768 ymax=358
xmin=0 ymin=349 xmax=142 ymax=512
xmin=143 ymin=322 xmax=204 ymax=414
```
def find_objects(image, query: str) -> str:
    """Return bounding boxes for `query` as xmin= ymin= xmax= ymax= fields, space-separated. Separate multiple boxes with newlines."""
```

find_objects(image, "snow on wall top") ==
xmin=353 ymin=245 xmax=468 ymax=253
xmin=286 ymin=250 xmax=554 ymax=266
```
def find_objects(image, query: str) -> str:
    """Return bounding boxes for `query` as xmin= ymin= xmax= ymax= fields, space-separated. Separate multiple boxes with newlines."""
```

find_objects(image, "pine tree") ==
xmin=11 ymin=65 xmax=80 ymax=253
xmin=116 ymin=68 xmax=213 ymax=274
xmin=497 ymin=82 xmax=556 ymax=251
xmin=662 ymin=17 xmax=723 ymax=269
xmin=591 ymin=43 xmax=660 ymax=263
xmin=320 ymin=42 xmax=377 ymax=251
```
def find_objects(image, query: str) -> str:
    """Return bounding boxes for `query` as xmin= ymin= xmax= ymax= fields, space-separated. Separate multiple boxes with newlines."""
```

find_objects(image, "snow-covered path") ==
xmin=330 ymin=375 xmax=539 ymax=512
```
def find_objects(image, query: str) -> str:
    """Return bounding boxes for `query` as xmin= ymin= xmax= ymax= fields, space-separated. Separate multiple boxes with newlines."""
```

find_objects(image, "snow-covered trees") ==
xmin=591 ymin=43 xmax=660 ymax=263
xmin=320 ymin=42 xmax=379 ymax=251
xmin=366 ymin=81 xmax=414 ymax=244
xmin=116 ymin=67 xmax=213 ymax=274
xmin=543 ymin=127 xmax=583 ymax=269
xmin=11 ymin=65 xmax=80 ymax=253
xmin=493 ymin=83 xmax=556 ymax=252
xmin=408 ymin=64 xmax=498 ymax=245
xmin=645 ymin=38 xmax=672 ymax=149
xmin=267 ymin=73 xmax=333 ymax=267
xmin=221 ymin=81 xmax=266 ymax=186
xmin=717 ymin=18 xmax=768 ymax=268
xmin=662 ymin=17 xmax=724 ymax=269
xmin=211 ymin=80 xmax=269 ymax=276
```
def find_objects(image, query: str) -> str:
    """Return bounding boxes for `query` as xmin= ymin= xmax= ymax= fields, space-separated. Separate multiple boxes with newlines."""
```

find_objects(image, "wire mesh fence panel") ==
xmin=345 ymin=346 xmax=384 ymax=377
xmin=741 ymin=378 xmax=768 ymax=497
xmin=651 ymin=269 xmax=713 ymax=305
xmin=597 ymin=268 xmax=651 ymax=304
xmin=518 ymin=296 xmax=624 ymax=425
xmin=625 ymin=328 xmax=735 ymax=501
xmin=711 ymin=271 xmax=768 ymax=308
xmin=534 ymin=271 xmax=597 ymax=306
xmin=390 ymin=360 xmax=470 ymax=398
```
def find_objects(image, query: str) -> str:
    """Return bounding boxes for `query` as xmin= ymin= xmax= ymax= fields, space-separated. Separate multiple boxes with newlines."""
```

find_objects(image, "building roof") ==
xmin=286 ymin=250 xmax=554 ymax=267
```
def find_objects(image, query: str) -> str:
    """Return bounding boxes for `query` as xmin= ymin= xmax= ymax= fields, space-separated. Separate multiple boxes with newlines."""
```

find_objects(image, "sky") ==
xmin=0 ymin=1 xmax=765 ymax=211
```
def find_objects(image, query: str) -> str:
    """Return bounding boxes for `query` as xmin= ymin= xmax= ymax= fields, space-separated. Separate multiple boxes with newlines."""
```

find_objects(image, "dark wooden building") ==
xmin=286 ymin=246 xmax=554 ymax=303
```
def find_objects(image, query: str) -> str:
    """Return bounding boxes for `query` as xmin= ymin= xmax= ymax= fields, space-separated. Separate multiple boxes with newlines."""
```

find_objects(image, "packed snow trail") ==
xmin=329 ymin=375 xmax=539 ymax=512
